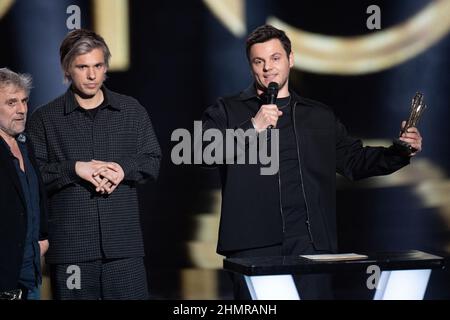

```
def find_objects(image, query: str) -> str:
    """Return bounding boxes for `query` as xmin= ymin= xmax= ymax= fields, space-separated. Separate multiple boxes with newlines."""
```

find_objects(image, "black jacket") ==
xmin=0 ymin=136 xmax=48 ymax=291
xmin=202 ymin=85 xmax=410 ymax=254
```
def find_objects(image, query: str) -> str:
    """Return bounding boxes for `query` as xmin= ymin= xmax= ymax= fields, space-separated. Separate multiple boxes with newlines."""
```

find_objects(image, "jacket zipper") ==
xmin=292 ymin=101 xmax=315 ymax=243
xmin=278 ymin=170 xmax=285 ymax=233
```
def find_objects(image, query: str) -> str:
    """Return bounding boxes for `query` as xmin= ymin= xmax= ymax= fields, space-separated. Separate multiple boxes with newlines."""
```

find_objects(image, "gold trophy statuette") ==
xmin=393 ymin=92 xmax=427 ymax=155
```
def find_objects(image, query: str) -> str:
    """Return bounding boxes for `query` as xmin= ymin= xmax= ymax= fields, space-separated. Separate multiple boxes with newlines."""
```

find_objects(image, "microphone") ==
xmin=266 ymin=82 xmax=279 ymax=105
xmin=265 ymin=82 xmax=279 ymax=129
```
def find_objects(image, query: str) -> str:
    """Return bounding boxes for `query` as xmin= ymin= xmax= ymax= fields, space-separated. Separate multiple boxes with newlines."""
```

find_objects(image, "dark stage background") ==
xmin=1 ymin=0 xmax=449 ymax=299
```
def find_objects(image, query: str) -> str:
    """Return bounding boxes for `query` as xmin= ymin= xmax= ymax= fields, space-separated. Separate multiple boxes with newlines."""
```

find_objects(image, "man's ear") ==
xmin=289 ymin=52 xmax=294 ymax=68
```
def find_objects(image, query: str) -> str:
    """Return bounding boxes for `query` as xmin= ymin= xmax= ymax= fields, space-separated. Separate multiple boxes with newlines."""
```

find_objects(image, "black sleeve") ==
xmin=199 ymin=98 xmax=259 ymax=167
xmin=27 ymin=111 xmax=79 ymax=195
xmin=114 ymin=103 xmax=161 ymax=184
xmin=335 ymin=117 xmax=410 ymax=181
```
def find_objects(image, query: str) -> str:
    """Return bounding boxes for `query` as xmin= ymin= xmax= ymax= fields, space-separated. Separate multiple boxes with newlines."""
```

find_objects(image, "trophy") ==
xmin=393 ymin=92 xmax=427 ymax=155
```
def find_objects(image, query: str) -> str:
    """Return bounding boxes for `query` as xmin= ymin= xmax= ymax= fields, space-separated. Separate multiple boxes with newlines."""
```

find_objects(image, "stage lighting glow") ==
xmin=204 ymin=0 xmax=450 ymax=75
xmin=93 ymin=0 xmax=130 ymax=71
xmin=0 ymin=0 xmax=14 ymax=19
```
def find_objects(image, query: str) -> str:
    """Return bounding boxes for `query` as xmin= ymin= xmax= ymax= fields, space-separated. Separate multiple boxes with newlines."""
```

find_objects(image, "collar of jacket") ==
xmin=0 ymin=136 xmax=27 ymax=206
xmin=64 ymin=85 xmax=122 ymax=115
xmin=238 ymin=83 xmax=311 ymax=107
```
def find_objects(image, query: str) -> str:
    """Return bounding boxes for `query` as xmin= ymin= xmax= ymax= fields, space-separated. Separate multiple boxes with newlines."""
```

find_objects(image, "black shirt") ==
xmin=84 ymin=93 xmax=108 ymax=119
xmin=275 ymin=96 xmax=308 ymax=238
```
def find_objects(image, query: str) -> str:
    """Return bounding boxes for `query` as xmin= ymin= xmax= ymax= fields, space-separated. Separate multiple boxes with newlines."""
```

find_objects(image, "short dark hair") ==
xmin=246 ymin=25 xmax=292 ymax=61
xmin=60 ymin=29 xmax=111 ymax=83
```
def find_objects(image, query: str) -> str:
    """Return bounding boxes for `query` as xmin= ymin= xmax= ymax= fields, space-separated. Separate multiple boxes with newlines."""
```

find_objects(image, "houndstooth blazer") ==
xmin=27 ymin=87 xmax=161 ymax=264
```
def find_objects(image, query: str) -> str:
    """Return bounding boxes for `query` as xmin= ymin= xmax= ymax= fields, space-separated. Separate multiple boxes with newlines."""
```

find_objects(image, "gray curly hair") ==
xmin=0 ymin=67 xmax=33 ymax=95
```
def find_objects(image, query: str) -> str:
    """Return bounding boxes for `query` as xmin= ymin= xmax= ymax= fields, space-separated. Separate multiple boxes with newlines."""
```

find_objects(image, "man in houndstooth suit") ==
xmin=27 ymin=29 xmax=161 ymax=300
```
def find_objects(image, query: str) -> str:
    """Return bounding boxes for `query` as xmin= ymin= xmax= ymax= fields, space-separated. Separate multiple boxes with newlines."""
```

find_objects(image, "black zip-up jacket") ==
xmin=202 ymin=85 xmax=410 ymax=254
xmin=0 ymin=137 xmax=48 ymax=291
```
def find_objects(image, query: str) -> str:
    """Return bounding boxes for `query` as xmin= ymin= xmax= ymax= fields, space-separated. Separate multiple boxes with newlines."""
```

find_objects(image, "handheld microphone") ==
xmin=266 ymin=82 xmax=279 ymax=104
xmin=265 ymin=82 xmax=279 ymax=129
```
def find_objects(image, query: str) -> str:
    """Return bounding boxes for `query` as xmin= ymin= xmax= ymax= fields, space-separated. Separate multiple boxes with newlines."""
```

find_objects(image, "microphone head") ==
xmin=267 ymin=82 xmax=279 ymax=95
xmin=266 ymin=82 xmax=279 ymax=104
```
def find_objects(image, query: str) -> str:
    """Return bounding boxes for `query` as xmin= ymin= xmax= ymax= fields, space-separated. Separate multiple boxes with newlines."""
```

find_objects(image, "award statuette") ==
xmin=393 ymin=92 xmax=427 ymax=155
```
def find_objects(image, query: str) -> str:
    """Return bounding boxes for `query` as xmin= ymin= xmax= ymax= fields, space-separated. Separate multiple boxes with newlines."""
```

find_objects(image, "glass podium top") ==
xmin=223 ymin=250 xmax=445 ymax=275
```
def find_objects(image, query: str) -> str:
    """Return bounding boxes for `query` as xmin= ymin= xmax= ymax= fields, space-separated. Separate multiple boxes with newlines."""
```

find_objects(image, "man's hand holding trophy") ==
xmin=393 ymin=92 xmax=426 ymax=157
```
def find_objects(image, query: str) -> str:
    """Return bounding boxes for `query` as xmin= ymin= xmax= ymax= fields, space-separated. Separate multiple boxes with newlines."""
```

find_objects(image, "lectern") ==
xmin=223 ymin=250 xmax=445 ymax=300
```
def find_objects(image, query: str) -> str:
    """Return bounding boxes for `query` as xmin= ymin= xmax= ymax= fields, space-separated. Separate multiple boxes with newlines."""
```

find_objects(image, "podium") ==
xmin=223 ymin=250 xmax=445 ymax=300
